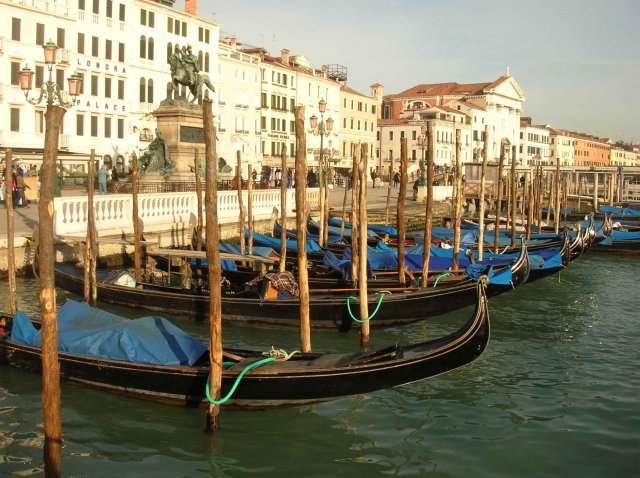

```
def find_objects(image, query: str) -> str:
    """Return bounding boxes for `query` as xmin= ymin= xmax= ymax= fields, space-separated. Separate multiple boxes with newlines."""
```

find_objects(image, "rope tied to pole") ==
xmin=346 ymin=291 xmax=389 ymax=323
xmin=205 ymin=347 xmax=300 ymax=405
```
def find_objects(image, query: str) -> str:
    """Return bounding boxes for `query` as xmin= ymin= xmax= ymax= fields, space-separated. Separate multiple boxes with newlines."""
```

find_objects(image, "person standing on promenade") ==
xmin=15 ymin=168 xmax=30 ymax=207
xmin=98 ymin=164 xmax=109 ymax=194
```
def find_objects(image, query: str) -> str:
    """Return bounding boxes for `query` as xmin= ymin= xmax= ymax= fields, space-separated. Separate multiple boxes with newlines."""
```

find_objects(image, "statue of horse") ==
xmin=168 ymin=54 xmax=215 ymax=104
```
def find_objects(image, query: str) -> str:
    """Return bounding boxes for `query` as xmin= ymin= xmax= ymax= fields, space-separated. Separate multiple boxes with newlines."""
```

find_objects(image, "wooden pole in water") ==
xmin=494 ymin=143 xmax=505 ymax=253
xmin=536 ymin=167 xmax=544 ymax=233
xmin=247 ymin=163 xmax=254 ymax=255
xmin=526 ymin=168 xmax=534 ymax=240
xmin=84 ymin=151 xmax=95 ymax=304
xmin=384 ymin=159 xmax=393 ymax=225
xmin=510 ymin=145 xmax=518 ymax=247
xmin=279 ymin=147 xmax=287 ymax=272
xmin=294 ymin=106 xmax=311 ymax=353
xmin=545 ymin=171 xmax=552 ymax=229
xmin=563 ymin=174 xmax=569 ymax=224
xmin=317 ymin=138 xmax=325 ymax=249
xmin=323 ymin=151 xmax=330 ymax=248
xmin=194 ymin=150 xmax=203 ymax=252
xmin=236 ymin=151 xmax=245 ymax=255
xmin=340 ymin=165 xmax=348 ymax=239
xmin=421 ymin=122 xmax=434 ymax=286
xmin=397 ymin=138 xmax=408 ymax=286
xmin=358 ymin=144 xmax=370 ymax=350
xmin=203 ymin=99 xmax=223 ymax=432
xmin=553 ymin=159 xmax=560 ymax=234
xmin=40 ymin=104 xmax=65 ymax=477
xmin=350 ymin=144 xmax=360 ymax=288
xmin=131 ymin=151 xmax=141 ymax=285
xmin=4 ymin=148 xmax=17 ymax=315
xmin=478 ymin=126 xmax=489 ymax=262
xmin=452 ymin=129 xmax=462 ymax=271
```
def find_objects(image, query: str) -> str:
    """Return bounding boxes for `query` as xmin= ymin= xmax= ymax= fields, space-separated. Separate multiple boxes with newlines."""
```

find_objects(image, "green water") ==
xmin=0 ymin=253 xmax=638 ymax=477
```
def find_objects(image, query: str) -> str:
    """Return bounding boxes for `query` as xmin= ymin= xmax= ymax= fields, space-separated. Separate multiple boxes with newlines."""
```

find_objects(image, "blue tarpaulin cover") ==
xmin=252 ymin=231 xmax=323 ymax=253
xmin=329 ymin=217 xmax=398 ymax=236
xmin=11 ymin=301 xmax=207 ymax=366
xmin=599 ymin=205 xmax=640 ymax=216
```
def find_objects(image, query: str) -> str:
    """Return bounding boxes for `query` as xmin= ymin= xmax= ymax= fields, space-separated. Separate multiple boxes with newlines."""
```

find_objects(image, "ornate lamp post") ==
xmin=417 ymin=125 xmax=428 ymax=187
xmin=309 ymin=99 xmax=334 ymax=246
xmin=18 ymin=39 xmax=82 ymax=476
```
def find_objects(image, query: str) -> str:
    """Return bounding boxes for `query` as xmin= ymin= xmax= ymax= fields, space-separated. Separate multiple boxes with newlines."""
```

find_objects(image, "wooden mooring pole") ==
xmin=203 ymin=99 xmax=223 ymax=432
xmin=236 ymin=151 xmax=245 ymax=256
xmin=294 ymin=106 xmax=311 ymax=353
xmin=494 ymin=143 xmax=505 ymax=253
xmin=510 ymin=145 xmax=517 ymax=247
xmin=477 ymin=126 xmax=489 ymax=261
xmin=452 ymin=129 xmax=462 ymax=271
xmin=84 ymin=150 xmax=97 ymax=305
xmin=131 ymin=152 xmax=141 ymax=284
xmin=279 ymin=148 xmax=287 ymax=272
xmin=358 ymin=144 xmax=370 ymax=350
xmin=41 ymin=104 xmax=65 ymax=477
xmin=421 ymin=122 xmax=434 ymax=286
xmin=350 ymin=144 xmax=360 ymax=288
xmin=397 ymin=138 xmax=408 ymax=286
xmin=5 ymin=148 xmax=17 ymax=315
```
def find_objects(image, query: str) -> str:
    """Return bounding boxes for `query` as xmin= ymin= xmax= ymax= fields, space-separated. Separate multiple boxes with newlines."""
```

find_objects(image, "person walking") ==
xmin=98 ymin=164 xmax=109 ymax=195
xmin=15 ymin=168 xmax=30 ymax=207
xmin=393 ymin=171 xmax=400 ymax=188
xmin=111 ymin=166 xmax=119 ymax=181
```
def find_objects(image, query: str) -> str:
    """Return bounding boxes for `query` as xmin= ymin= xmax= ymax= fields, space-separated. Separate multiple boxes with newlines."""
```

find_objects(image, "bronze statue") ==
xmin=138 ymin=129 xmax=175 ymax=178
xmin=168 ymin=44 xmax=215 ymax=103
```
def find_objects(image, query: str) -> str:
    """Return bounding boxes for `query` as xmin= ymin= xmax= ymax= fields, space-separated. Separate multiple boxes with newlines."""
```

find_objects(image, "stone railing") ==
xmin=54 ymin=188 xmax=318 ymax=238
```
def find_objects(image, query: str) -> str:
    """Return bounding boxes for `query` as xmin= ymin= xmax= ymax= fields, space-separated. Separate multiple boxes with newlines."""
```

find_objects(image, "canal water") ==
xmin=0 ymin=253 xmax=638 ymax=477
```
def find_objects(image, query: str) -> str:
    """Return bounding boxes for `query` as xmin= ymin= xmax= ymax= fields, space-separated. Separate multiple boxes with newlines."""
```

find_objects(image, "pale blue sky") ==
xmin=196 ymin=0 xmax=639 ymax=142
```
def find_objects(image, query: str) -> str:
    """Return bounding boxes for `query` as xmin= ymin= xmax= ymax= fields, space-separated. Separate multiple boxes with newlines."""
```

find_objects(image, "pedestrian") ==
xmin=98 ymin=164 xmax=109 ymax=194
xmin=111 ymin=166 xmax=119 ymax=181
xmin=370 ymin=169 xmax=376 ymax=189
xmin=413 ymin=179 xmax=419 ymax=201
xmin=15 ymin=168 xmax=30 ymax=207
xmin=287 ymin=168 xmax=293 ymax=188
xmin=393 ymin=171 xmax=400 ymax=188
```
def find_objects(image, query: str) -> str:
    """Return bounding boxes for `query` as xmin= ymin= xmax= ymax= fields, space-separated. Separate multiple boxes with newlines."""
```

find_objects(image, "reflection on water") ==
xmin=0 ymin=254 xmax=639 ymax=477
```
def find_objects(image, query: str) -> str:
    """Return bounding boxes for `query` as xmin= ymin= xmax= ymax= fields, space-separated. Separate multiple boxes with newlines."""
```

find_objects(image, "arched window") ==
xmin=205 ymin=52 xmax=209 ymax=72
xmin=139 ymin=35 xmax=146 ymax=59
xmin=116 ymin=155 xmax=125 ymax=172
xmin=167 ymin=42 xmax=173 ymax=63
xmin=147 ymin=79 xmax=154 ymax=104
xmin=103 ymin=155 xmax=113 ymax=168
xmin=139 ymin=78 xmax=146 ymax=102
xmin=198 ymin=51 xmax=203 ymax=71
xmin=147 ymin=37 xmax=154 ymax=61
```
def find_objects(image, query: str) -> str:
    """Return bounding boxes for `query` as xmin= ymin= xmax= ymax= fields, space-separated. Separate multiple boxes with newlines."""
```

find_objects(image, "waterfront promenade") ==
xmin=0 ymin=182 xmax=424 ymax=243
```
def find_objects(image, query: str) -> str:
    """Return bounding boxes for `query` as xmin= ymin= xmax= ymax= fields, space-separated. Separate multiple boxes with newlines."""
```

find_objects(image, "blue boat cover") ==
xmin=252 ymin=230 xmax=323 ymax=253
xmin=309 ymin=219 xmax=378 ymax=239
xmin=599 ymin=205 xmax=640 ymax=216
xmin=328 ymin=217 xmax=398 ymax=236
xmin=11 ymin=301 xmax=207 ymax=366
xmin=612 ymin=230 xmax=640 ymax=240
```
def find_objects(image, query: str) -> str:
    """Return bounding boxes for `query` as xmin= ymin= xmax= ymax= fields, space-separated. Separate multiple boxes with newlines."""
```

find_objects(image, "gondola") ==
xmin=53 ymin=262 xmax=482 ymax=331
xmin=0 ymin=280 xmax=490 ymax=409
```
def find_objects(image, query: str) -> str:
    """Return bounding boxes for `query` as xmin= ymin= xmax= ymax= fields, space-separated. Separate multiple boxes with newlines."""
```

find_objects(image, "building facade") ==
xmin=338 ymin=84 xmax=377 ymax=170
xmin=1 ymin=0 xmax=220 ymax=172
xmin=519 ymin=117 xmax=550 ymax=165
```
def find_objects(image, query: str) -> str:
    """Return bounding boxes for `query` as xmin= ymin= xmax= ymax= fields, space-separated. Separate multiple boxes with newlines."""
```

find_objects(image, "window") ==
xmin=106 ymin=0 xmax=112 ymax=18
xmin=91 ymin=74 xmax=98 ymax=96
xmin=78 ymin=33 xmax=85 ymax=54
xmin=77 ymin=72 xmax=85 ymax=93
xmin=105 ymin=40 xmax=112 ymax=60
xmin=205 ymin=29 xmax=210 ymax=43
xmin=35 ymin=66 xmax=44 ymax=88
xmin=139 ymin=78 xmax=146 ymax=102
xmin=90 ymin=115 xmax=98 ymax=137
xmin=389 ymin=131 xmax=393 ymax=140
xmin=204 ymin=52 xmax=209 ymax=72
xmin=78 ymin=0 xmax=85 ymax=11
xmin=147 ymin=79 xmax=153 ymax=103
xmin=104 ymin=116 xmax=111 ymax=138
xmin=148 ymin=12 xmax=155 ymax=27
xmin=174 ymin=19 xmax=180 ymax=35
xmin=36 ymin=23 xmax=45 ymax=46
xmin=119 ymin=4 xmax=125 ymax=22
xmin=147 ymin=38 xmax=154 ymax=60
xmin=76 ymin=114 xmax=84 ymax=135
xmin=167 ymin=17 xmax=173 ymax=33
xmin=140 ymin=9 xmax=146 ymax=26
xmin=118 ymin=79 xmax=124 ymax=100
xmin=10 ymin=61 xmax=20 ymax=86
xmin=92 ymin=0 xmax=99 ymax=14
xmin=118 ymin=42 xmax=125 ymax=62
xmin=92 ymin=36 xmax=99 ymax=57
xmin=56 ymin=69 xmax=64 ymax=90
xmin=182 ymin=22 xmax=187 ymax=36
xmin=11 ymin=18 xmax=20 ymax=41
xmin=198 ymin=27 xmax=203 ymax=42
xmin=35 ymin=110 xmax=45 ymax=134
xmin=117 ymin=118 xmax=124 ymax=139
xmin=57 ymin=28 xmax=65 ymax=48
xmin=139 ymin=36 xmax=146 ymax=58
xmin=104 ymin=77 xmax=112 ymax=98
xmin=10 ymin=107 xmax=20 ymax=132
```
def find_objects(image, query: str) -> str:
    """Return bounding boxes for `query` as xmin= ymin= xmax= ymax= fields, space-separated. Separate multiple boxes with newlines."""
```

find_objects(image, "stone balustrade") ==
xmin=54 ymin=188 xmax=318 ymax=238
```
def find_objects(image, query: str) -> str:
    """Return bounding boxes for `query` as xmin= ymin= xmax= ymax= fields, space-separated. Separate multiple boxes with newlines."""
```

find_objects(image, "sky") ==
xmin=193 ymin=0 xmax=639 ymax=143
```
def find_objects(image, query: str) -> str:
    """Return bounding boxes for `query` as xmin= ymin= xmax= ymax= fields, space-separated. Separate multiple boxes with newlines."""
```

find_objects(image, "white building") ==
xmin=1 ymin=0 xmax=220 ymax=172
xmin=519 ymin=117 xmax=551 ymax=165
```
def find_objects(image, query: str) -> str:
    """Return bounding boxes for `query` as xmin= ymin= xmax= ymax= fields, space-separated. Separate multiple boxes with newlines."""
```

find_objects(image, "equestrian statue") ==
xmin=168 ymin=45 xmax=215 ymax=103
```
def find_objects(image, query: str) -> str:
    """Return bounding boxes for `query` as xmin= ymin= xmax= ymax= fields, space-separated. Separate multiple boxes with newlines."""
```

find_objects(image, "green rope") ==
xmin=346 ymin=292 xmax=387 ymax=323
xmin=432 ymin=272 xmax=455 ymax=287
xmin=205 ymin=357 xmax=276 ymax=405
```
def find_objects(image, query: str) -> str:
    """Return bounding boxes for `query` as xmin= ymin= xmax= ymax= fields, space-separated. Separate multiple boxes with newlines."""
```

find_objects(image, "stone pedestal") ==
xmin=153 ymin=102 xmax=206 ymax=176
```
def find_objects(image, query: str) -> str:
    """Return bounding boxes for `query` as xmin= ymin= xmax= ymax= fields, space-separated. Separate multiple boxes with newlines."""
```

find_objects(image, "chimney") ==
xmin=185 ymin=0 xmax=198 ymax=16
xmin=281 ymin=49 xmax=290 ymax=65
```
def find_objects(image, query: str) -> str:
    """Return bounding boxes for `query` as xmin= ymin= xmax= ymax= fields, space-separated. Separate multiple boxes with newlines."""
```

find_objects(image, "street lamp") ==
xmin=309 ymin=99 xmax=334 ymax=246
xmin=416 ymin=125 xmax=428 ymax=187
xmin=19 ymin=40 xmax=82 ymax=107
xmin=17 ymin=40 xmax=82 ymax=474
